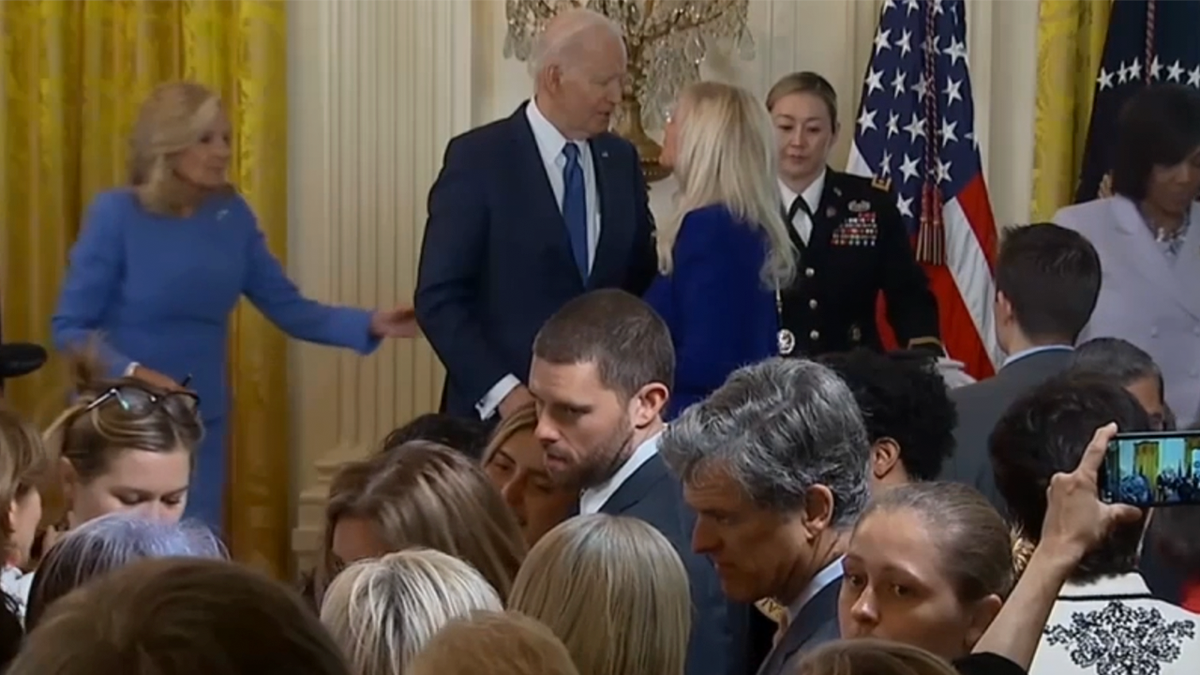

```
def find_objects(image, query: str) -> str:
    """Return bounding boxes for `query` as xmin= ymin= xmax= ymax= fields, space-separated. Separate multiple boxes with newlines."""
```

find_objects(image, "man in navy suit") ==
xmin=415 ymin=8 xmax=657 ymax=420
xmin=661 ymin=357 xmax=873 ymax=675
xmin=528 ymin=289 xmax=746 ymax=675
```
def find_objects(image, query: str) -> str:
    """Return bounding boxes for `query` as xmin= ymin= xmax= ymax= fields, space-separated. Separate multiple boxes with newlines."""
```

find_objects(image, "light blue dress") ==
xmin=52 ymin=189 xmax=379 ymax=530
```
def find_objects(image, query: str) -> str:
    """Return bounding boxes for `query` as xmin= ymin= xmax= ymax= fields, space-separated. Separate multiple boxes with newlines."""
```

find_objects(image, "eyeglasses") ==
xmin=82 ymin=378 xmax=200 ymax=423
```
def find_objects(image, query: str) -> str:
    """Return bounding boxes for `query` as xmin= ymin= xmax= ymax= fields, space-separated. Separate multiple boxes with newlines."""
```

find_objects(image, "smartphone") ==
xmin=1101 ymin=431 xmax=1200 ymax=507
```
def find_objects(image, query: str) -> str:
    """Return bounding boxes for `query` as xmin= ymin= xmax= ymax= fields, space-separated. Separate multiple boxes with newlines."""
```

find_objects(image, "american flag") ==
xmin=847 ymin=0 xmax=999 ymax=379
xmin=1076 ymin=0 xmax=1200 ymax=202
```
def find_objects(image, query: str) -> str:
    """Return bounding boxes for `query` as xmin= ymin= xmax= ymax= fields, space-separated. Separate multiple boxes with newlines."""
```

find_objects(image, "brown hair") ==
xmin=128 ymin=81 xmax=234 ymax=215
xmin=797 ymin=638 xmax=958 ymax=675
xmin=9 ymin=558 xmax=350 ymax=675
xmin=483 ymin=403 xmax=539 ymax=464
xmin=42 ymin=349 xmax=203 ymax=494
xmin=532 ymin=289 xmax=675 ymax=397
xmin=766 ymin=71 xmax=839 ymax=126
xmin=316 ymin=441 xmax=526 ymax=603
xmin=0 ymin=407 xmax=51 ymax=539
xmin=410 ymin=611 xmax=581 ymax=675
xmin=857 ymin=482 xmax=1015 ymax=603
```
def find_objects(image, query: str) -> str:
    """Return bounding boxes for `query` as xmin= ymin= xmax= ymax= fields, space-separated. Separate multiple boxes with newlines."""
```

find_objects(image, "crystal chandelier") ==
xmin=504 ymin=0 xmax=754 ymax=182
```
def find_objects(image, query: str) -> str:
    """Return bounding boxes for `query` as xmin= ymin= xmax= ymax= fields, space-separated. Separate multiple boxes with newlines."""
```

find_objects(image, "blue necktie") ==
xmin=561 ymin=143 xmax=589 ymax=282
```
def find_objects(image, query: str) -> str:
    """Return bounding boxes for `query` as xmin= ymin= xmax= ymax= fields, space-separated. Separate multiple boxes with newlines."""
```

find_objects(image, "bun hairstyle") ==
xmin=1010 ymin=526 xmax=1036 ymax=580
xmin=42 ymin=348 xmax=203 ymax=499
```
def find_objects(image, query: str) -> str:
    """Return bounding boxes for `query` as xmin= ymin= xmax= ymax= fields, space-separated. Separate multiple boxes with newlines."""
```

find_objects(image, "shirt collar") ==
xmin=526 ymin=97 xmax=584 ymax=165
xmin=578 ymin=432 xmax=662 ymax=515
xmin=778 ymin=170 xmax=827 ymax=213
xmin=786 ymin=555 xmax=844 ymax=621
xmin=1001 ymin=344 xmax=1073 ymax=368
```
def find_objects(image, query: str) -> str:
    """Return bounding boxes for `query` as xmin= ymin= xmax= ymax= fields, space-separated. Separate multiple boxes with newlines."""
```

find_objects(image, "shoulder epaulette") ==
xmin=871 ymin=176 xmax=892 ymax=192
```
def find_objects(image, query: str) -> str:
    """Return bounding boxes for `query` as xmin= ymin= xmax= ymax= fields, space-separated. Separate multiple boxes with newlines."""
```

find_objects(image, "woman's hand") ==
xmin=1039 ymin=422 xmax=1144 ymax=565
xmin=130 ymin=365 xmax=182 ymax=391
xmin=370 ymin=304 xmax=420 ymax=338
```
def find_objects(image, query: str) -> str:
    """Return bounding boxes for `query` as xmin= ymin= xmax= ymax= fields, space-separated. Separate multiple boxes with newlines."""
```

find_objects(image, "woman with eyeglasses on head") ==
xmin=51 ymin=81 xmax=417 ymax=531
xmin=42 ymin=350 xmax=203 ymax=531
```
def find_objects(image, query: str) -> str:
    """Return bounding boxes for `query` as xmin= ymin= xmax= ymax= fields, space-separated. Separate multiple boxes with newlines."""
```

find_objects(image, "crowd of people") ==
xmin=1 ymin=5 xmax=1200 ymax=675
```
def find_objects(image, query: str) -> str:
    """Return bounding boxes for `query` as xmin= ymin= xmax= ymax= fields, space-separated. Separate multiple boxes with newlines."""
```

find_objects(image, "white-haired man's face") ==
xmin=541 ymin=27 xmax=627 ymax=139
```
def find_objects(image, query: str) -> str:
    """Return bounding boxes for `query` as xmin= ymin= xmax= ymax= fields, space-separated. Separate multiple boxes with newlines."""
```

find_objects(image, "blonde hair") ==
xmin=41 ymin=350 xmax=203 ymax=515
xmin=320 ymin=549 xmax=503 ymax=675
xmin=482 ymin=403 xmax=539 ymax=465
xmin=797 ymin=638 xmax=959 ymax=675
xmin=9 ymin=558 xmax=350 ymax=675
xmin=660 ymin=81 xmax=797 ymax=288
xmin=410 ymin=611 xmax=581 ymax=675
xmin=128 ymin=81 xmax=232 ymax=215
xmin=508 ymin=515 xmax=691 ymax=675
xmin=766 ymin=71 xmax=840 ymax=126
xmin=0 ymin=406 xmax=52 ymax=544
xmin=316 ymin=441 xmax=526 ymax=604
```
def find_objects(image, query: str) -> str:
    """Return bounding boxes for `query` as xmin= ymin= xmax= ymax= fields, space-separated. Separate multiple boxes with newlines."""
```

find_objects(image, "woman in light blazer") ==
xmin=1054 ymin=84 xmax=1200 ymax=425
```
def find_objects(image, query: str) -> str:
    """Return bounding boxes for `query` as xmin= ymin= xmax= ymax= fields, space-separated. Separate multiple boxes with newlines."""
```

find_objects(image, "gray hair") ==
xmin=25 ymin=513 xmax=226 ymax=629
xmin=528 ymin=8 xmax=625 ymax=80
xmin=660 ymin=358 xmax=871 ymax=526
xmin=1069 ymin=337 xmax=1173 ymax=428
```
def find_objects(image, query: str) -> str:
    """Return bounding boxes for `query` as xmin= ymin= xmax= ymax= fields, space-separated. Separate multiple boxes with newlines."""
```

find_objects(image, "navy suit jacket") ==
xmin=755 ymin=579 xmax=842 ymax=675
xmin=415 ymin=103 xmax=657 ymax=417
xmin=600 ymin=453 xmax=751 ymax=675
xmin=644 ymin=204 xmax=777 ymax=419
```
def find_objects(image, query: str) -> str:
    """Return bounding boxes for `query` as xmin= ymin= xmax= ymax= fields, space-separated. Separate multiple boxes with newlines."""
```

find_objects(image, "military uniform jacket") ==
xmin=778 ymin=169 xmax=941 ymax=357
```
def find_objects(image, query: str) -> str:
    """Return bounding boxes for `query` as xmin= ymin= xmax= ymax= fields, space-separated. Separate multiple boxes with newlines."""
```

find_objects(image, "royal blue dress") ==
xmin=643 ymin=204 xmax=779 ymax=419
xmin=52 ymin=189 xmax=380 ymax=530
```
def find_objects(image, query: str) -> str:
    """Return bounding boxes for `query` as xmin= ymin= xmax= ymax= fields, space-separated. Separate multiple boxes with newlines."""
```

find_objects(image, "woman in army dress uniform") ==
xmin=766 ymin=71 xmax=943 ymax=359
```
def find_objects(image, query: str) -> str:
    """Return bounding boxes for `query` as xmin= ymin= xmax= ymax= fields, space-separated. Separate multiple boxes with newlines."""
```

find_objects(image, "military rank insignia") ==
xmin=832 ymin=206 xmax=879 ymax=247
xmin=871 ymin=176 xmax=892 ymax=192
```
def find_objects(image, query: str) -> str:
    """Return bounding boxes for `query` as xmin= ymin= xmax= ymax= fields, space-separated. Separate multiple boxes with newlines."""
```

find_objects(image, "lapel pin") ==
xmin=217 ymin=209 xmax=228 ymax=220
xmin=826 ymin=206 xmax=837 ymax=218
xmin=601 ymin=150 xmax=609 ymax=158
xmin=833 ymin=187 xmax=843 ymax=197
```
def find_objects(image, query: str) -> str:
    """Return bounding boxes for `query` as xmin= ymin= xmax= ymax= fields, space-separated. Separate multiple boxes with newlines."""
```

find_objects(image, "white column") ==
xmin=287 ymin=0 xmax=474 ymax=566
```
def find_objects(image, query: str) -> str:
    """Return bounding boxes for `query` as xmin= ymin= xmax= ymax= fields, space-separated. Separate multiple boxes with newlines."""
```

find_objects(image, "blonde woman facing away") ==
xmin=320 ymin=549 xmax=503 ymax=675
xmin=51 ymin=81 xmax=417 ymax=531
xmin=644 ymin=81 xmax=797 ymax=419
xmin=509 ymin=514 xmax=691 ymax=675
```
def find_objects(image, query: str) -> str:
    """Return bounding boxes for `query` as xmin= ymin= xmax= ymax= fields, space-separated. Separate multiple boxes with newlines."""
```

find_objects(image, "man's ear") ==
xmin=800 ymin=484 xmax=836 ymax=541
xmin=630 ymin=383 xmax=669 ymax=428
xmin=872 ymin=438 xmax=902 ymax=480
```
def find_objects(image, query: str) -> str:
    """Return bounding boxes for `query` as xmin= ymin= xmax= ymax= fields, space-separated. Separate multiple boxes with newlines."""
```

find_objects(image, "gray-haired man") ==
xmin=660 ymin=357 xmax=871 ymax=675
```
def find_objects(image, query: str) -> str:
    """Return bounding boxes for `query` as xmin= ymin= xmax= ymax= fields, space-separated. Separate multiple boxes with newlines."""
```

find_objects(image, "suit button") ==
xmin=805 ymin=268 xmax=815 ymax=278
xmin=809 ymin=299 xmax=818 ymax=309
xmin=809 ymin=330 xmax=820 ymax=340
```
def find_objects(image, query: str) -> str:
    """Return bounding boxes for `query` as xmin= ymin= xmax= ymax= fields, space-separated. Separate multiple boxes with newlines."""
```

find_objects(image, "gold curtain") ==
xmin=0 ymin=0 xmax=292 ymax=577
xmin=1030 ymin=0 xmax=1112 ymax=220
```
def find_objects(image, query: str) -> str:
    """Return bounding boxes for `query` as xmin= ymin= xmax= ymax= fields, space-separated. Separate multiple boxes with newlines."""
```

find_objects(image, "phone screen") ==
xmin=1102 ymin=432 xmax=1200 ymax=507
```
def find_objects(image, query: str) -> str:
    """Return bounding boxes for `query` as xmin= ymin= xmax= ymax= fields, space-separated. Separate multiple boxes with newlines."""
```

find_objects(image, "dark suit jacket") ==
xmin=600 ymin=453 xmax=748 ymax=675
xmin=942 ymin=347 xmax=1074 ymax=511
xmin=415 ymin=103 xmax=657 ymax=416
xmin=643 ymin=204 xmax=778 ymax=419
xmin=779 ymin=169 xmax=941 ymax=357
xmin=755 ymin=578 xmax=842 ymax=675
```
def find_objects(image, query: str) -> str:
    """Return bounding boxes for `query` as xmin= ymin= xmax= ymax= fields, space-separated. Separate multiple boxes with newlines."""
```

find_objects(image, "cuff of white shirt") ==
xmin=477 ymin=374 xmax=521 ymax=420
xmin=123 ymin=362 xmax=141 ymax=378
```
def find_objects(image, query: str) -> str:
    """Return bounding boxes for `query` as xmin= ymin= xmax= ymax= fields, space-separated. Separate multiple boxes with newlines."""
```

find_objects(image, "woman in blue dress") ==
xmin=643 ymin=81 xmax=797 ymax=418
xmin=51 ymin=82 xmax=416 ymax=530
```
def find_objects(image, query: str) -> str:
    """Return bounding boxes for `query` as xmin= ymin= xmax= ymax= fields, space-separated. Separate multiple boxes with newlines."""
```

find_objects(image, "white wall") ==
xmin=285 ymin=0 xmax=1039 ymax=563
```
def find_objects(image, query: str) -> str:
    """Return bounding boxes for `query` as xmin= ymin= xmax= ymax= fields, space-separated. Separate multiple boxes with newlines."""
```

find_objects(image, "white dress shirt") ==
xmin=475 ymin=98 xmax=604 ymax=420
xmin=579 ymin=432 xmax=661 ymax=515
xmin=1001 ymin=344 xmax=1074 ymax=369
xmin=778 ymin=170 xmax=827 ymax=246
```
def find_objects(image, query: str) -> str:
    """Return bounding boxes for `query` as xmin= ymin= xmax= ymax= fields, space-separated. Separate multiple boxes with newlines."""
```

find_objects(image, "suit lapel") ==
xmin=1108 ymin=197 xmax=1199 ymax=319
xmin=508 ymin=103 xmax=585 ymax=288
xmin=599 ymin=454 xmax=668 ymax=515
xmin=1170 ymin=202 xmax=1200 ymax=320
xmin=756 ymin=579 xmax=842 ymax=675
xmin=587 ymin=135 xmax=630 ymax=290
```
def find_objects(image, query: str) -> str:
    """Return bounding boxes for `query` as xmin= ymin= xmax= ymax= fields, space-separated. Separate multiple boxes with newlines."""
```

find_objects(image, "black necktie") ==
xmin=787 ymin=195 xmax=813 ymax=223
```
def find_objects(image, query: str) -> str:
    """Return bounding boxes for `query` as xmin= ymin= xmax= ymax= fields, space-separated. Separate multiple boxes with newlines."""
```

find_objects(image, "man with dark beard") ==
xmin=528 ymin=289 xmax=746 ymax=675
